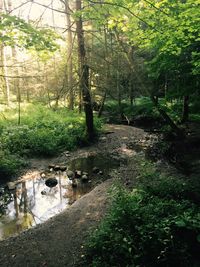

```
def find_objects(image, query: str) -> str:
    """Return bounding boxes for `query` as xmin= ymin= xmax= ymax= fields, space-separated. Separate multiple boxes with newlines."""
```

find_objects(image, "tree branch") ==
xmin=87 ymin=0 xmax=163 ymax=34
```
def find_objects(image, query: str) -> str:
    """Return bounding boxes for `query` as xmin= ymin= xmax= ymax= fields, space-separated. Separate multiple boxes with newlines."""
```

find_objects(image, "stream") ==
xmin=0 ymin=154 xmax=120 ymax=241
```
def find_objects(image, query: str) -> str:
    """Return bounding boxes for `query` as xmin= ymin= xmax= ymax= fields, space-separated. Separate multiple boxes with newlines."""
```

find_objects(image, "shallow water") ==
xmin=0 ymin=172 xmax=91 ymax=241
xmin=0 ymin=154 xmax=119 ymax=240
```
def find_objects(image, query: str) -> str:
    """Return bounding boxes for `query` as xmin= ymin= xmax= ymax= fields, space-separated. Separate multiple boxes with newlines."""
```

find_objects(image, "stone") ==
xmin=72 ymin=180 xmax=78 ymax=188
xmin=45 ymin=178 xmax=58 ymax=188
xmin=98 ymin=171 xmax=103 ymax=175
xmin=81 ymin=175 xmax=89 ymax=182
xmin=7 ymin=182 xmax=16 ymax=190
xmin=64 ymin=151 xmax=70 ymax=157
xmin=48 ymin=164 xmax=55 ymax=169
xmin=92 ymin=167 xmax=100 ymax=174
xmin=60 ymin=166 xmax=67 ymax=172
xmin=67 ymin=170 xmax=75 ymax=180
xmin=41 ymin=190 xmax=47 ymax=195
xmin=53 ymin=165 xmax=61 ymax=171
xmin=75 ymin=170 xmax=82 ymax=178
xmin=40 ymin=173 xmax=46 ymax=178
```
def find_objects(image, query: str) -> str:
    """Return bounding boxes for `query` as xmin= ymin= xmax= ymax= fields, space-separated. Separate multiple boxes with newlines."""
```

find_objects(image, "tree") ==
xmin=64 ymin=0 xmax=74 ymax=110
xmin=76 ymin=0 xmax=94 ymax=141
xmin=83 ymin=0 xmax=199 ymax=133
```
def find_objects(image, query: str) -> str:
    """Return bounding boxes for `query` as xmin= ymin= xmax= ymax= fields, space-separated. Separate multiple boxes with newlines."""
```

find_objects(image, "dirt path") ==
xmin=0 ymin=125 xmax=147 ymax=267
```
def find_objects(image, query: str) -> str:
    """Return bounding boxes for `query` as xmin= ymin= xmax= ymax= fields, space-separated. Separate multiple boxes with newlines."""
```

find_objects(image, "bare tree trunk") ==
xmin=22 ymin=61 xmax=30 ymax=102
xmin=129 ymin=78 xmax=134 ymax=106
xmin=181 ymin=95 xmax=189 ymax=123
xmin=11 ymin=47 xmax=21 ymax=124
xmin=164 ymin=74 xmax=168 ymax=99
xmin=76 ymin=0 xmax=94 ymax=141
xmin=65 ymin=0 xmax=74 ymax=109
xmin=0 ymin=0 xmax=10 ymax=106
xmin=98 ymin=91 xmax=106 ymax=118
xmin=51 ymin=1 xmax=60 ymax=109
xmin=151 ymin=96 xmax=184 ymax=138
xmin=0 ymin=45 xmax=10 ymax=106
xmin=98 ymin=25 xmax=110 ymax=117
xmin=44 ymin=63 xmax=51 ymax=108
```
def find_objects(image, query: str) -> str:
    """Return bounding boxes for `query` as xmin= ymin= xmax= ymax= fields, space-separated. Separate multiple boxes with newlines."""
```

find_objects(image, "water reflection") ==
xmin=0 ymin=154 xmax=120 ymax=240
xmin=0 ymin=172 xmax=91 ymax=240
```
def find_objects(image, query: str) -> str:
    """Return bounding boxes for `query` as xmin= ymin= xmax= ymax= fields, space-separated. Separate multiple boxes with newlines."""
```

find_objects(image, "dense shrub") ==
xmin=86 ymin=188 xmax=200 ymax=267
xmin=104 ymin=98 xmax=159 ymax=120
xmin=85 ymin=159 xmax=200 ymax=267
xmin=0 ymin=104 xmax=102 ymax=177
xmin=0 ymin=149 xmax=25 ymax=178
xmin=0 ymin=105 xmax=102 ymax=156
xmin=104 ymin=97 xmax=200 ymax=125
xmin=135 ymin=161 xmax=200 ymax=204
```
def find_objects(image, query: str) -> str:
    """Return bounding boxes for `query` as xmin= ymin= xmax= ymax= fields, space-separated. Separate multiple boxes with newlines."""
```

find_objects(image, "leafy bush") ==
xmin=0 ymin=104 xmax=102 ymax=157
xmin=0 ymin=104 xmax=102 ymax=177
xmin=135 ymin=160 xmax=200 ymax=204
xmin=0 ymin=149 xmax=25 ymax=178
xmin=85 ymin=159 xmax=200 ymax=267
xmin=86 ymin=188 xmax=200 ymax=267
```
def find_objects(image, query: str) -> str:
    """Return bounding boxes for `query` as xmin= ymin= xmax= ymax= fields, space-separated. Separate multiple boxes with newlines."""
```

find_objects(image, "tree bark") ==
xmin=181 ymin=95 xmax=189 ymax=123
xmin=0 ymin=45 xmax=10 ymax=106
xmin=76 ymin=0 xmax=94 ymax=141
xmin=65 ymin=0 xmax=74 ymax=110
xmin=98 ymin=25 xmax=110 ymax=117
xmin=0 ymin=0 xmax=10 ymax=106
xmin=98 ymin=91 xmax=106 ymax=117
xmin=151 ymin=96 xmax=184 ymax=138
xmin=129 ymin=78 xmax=134 ymax=106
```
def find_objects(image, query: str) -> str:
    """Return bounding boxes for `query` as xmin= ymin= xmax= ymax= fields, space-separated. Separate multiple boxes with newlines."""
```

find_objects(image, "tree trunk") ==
xmin=0 ymin=4 xmax=10 ymax=107
xmin=129 ymin=78 xmax=134 ymax=106
xmin=0 ymin=45 xmax=10 ymax=106
xmin=181 ymin=95 xmax=189 ymax=123
xmin=65 ymin=0 xmax=74 ymax=110
xmin=151 ymin=96 xmax=184 ymax=138
xmin=98 ymin=91 xmax=106 ymax=118
xmin=76 ymin=0 xmax=94 ymax=141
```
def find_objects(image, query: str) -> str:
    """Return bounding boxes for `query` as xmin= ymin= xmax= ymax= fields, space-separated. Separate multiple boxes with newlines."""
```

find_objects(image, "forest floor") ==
xmin=0 ymin=124 xmax=154 ymax=267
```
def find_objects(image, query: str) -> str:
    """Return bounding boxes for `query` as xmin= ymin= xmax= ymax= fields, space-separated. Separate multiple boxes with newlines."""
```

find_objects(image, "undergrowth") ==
xmin=84 ymin=159 xmax=200 ymax=267
xmin=0 ymin=104 xmax=102 ymax=178
xmin=104 ymin=97 xmax=200 ymax=124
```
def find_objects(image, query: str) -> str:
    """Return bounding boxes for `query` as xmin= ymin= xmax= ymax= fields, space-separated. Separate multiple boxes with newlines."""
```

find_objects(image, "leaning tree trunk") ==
xmin=76 ymin=0 xmax=94 ymax=141
xmin=151 ymin=96 xmax=184 ymax=138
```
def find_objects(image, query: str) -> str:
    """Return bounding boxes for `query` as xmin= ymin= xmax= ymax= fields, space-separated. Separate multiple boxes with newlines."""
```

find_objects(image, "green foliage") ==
xmin=0 ymin=105 xmax=102 ymax=156
xmin=0 ymin=149 xmax=25 ymax=178
xmin=85 ymin=159 xmax=200 ymax=267
xmin=0 ymin=14 xmax=59 ymax=51
xmin=0 ymin=104 xmax=102 ymax=177
xmin=83 ymin=0 xmax=200 ymax=125
xmin=86 ymin=188 xmax=200 ymax=267
xmin=104 ymin=98 xmax=159 ymax=120
xmin=135 ymin=160 xmax=200 ymax=204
